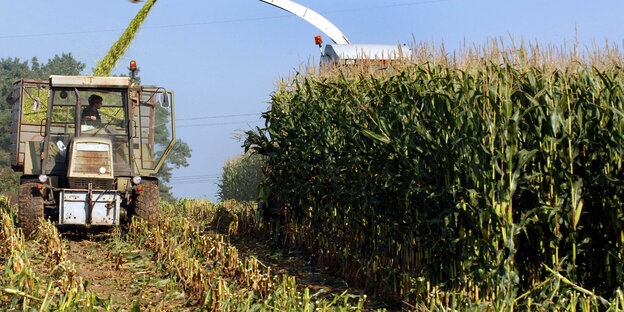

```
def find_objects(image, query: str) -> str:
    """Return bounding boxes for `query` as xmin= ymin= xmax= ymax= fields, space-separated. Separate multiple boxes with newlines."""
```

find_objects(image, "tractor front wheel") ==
xmin=18 ymin=182 xmax=44 ymax=239
xmin=132 ymin=181 xmax=159 ymax=226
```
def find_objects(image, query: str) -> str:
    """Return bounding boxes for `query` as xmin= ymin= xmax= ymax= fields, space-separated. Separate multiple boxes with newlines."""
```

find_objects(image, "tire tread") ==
xmin=18 ymin=182 xmax=44 ymax=239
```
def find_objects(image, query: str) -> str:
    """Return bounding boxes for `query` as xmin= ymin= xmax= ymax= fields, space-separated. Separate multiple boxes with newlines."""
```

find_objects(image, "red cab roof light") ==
xmin=314 ymin=35 xmax=323 ymax=45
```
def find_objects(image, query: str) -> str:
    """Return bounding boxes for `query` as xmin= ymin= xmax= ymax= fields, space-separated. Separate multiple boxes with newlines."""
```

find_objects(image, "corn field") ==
xmin=244 ymin=41 xmax=624 ymax=310
xmin=217 ymin=152 xmax=267 ymax=202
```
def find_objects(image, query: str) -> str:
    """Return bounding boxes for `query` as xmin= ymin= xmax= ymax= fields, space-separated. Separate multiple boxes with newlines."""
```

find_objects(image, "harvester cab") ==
xmin=8 ymin=63 xmax=176 ymax=237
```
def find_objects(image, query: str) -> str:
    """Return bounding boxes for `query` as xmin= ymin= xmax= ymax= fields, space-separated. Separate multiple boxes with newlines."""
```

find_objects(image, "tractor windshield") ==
xmin=44 ymin=88 xmax=131 ymax=176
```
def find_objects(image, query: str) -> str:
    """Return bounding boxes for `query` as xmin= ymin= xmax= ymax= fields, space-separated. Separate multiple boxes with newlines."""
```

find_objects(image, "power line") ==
xmin=171 ymin=180 xmax=218 ymax=185
xmin=170 ymin=175 xmax=221 ymax=181
xmin=322 ymin=0 xmax=449 ymax=14
xmin=170 ymin=177 xmax=221 ymax=180
xmin=171 ymin=174 xmax=221 ymax=178
xmin=169 ymin=174 xmax=222 ymax=185
xmin=168 ymin=177 xmax=221 ymax=184
xmin=0 ymin=0 xmax=450 ymax=39
xmin=170 ymin=174 xmax=221 ymax=181
xmin=177 ymin=120 xmax=262 ymax=128
xmin=176 ymin=113 xmax=261 ymax=121
xmin=0 ymin=14 xmax=291 ymax=39
xmin=171 ymin=180 xmax=219 ymax=185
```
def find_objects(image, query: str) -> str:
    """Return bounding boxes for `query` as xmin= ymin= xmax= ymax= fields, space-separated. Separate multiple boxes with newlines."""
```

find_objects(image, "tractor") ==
xmin=7 ymin=62 xmax=176 ymax=237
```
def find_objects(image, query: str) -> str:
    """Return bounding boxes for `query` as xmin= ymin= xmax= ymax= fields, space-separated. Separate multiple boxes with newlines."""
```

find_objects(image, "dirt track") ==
xmin=26 ymin=226 xmax=382 ymax=311
xmin=30 ymin=228 xmax=190 ymax=310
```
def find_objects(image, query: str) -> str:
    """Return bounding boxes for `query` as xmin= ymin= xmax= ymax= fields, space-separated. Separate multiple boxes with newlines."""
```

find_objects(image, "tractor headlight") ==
xmin=132 ymin=176 xmax=142 ymax=185
xmin=38 ymin=174 xmax=48 ymax=183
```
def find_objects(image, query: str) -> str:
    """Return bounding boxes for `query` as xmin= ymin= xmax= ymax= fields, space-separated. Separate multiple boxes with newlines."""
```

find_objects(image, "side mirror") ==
xmin=161 ymin=92 xmax=170 ymax=108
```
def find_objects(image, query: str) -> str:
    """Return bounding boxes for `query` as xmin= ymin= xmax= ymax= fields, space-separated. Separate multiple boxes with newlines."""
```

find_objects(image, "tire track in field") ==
xmin=30 ymin=229 xmax=192 ymax=310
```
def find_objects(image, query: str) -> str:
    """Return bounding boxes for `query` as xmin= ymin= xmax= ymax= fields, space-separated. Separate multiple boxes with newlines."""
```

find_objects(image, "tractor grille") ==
xmin=72 ymin=150 xmax=111 ymax=176
xmin=70 ymin=178 xmax=112 ymax=190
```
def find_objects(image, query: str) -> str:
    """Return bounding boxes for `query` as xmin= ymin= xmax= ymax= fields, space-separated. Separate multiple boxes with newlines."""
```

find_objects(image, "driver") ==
xmin=82 ymin=94 xmax=103 ymax=126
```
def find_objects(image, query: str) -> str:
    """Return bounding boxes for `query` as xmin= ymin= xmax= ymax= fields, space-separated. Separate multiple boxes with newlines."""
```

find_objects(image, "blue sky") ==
xmin=1 ymin=1 xmax=622 ymax=201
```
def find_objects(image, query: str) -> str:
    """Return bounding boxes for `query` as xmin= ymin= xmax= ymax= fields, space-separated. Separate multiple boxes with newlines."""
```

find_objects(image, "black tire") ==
xmin=18 ymin=182 xmax=44 ymax=239
xmin=133 ymin=181 xmax=159 ymax=226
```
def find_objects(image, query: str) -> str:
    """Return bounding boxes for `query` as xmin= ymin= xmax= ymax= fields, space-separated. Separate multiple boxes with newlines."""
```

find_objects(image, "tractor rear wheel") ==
xmin=18 ymin=182 xmax=44 ymax=239
xmin=133 ymin=181 xmax=159 ymax=226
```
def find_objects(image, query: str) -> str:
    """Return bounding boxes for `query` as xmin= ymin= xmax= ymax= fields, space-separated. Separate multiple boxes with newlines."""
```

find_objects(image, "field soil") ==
xmin=28 ymin=228 xmax=190 ymax=310
xmin=25 ymin=226 xmax=382 ymax=311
